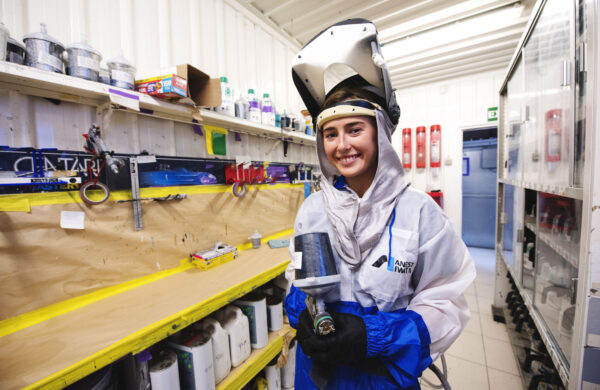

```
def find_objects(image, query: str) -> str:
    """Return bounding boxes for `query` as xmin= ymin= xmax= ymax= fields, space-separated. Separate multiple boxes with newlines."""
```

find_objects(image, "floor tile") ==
xmin=480 ymin=313 xmax=510 ymax=342
xmin=483 ymin=337 xmax=520 ymax=375
xmin=423 ymin=354 xmax=489 ymax=390
xmin=488 ymin=367 xmax=523 ymax=390
xmin=465 ymin=282 xmax=476 ymax=295
xmin=476 ymin=272 xmax=495 ymax=286
xmin=464 ymin=311 xmax=482 ymax=335
xmin=446 ymin=330 xmax=486 ymax=364
xmin=465 ymin=293 xmax=479 ymax=313
xmin=475 ymin=282 xmax=496 ymax=299
xmin=478 ymin=297 xmax=494 ymax=316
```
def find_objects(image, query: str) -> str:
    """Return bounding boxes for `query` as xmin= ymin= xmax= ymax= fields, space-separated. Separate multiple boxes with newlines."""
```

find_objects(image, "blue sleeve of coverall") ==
xmin=285 ymin=284 xmax=431 ymax=388
xmin=363 ymin=309 xmax=432 ymax=388
xmin=284 ymin=284 xmax=306 ymax=329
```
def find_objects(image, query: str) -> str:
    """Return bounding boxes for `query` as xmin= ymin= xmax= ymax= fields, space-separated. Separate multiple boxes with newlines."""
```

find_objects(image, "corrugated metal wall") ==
xmin=0 ymin=0 xmax=317 ymax=164
xmin=0 ymin=0 xmax=302 ymax=113
xmin=393 ymin=68 xmax=505 ymax=234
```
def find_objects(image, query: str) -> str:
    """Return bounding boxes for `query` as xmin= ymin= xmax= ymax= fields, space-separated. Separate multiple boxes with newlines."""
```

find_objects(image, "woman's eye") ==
xmin=324 ymin=132 xmax=337 ymax=139
xmin=350 ymin=128 xmax=362 ymax=134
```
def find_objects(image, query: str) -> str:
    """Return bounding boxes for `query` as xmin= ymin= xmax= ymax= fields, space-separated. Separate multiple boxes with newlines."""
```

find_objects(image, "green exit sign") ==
xmin=487 ymin=106 xmax=498 ymax=121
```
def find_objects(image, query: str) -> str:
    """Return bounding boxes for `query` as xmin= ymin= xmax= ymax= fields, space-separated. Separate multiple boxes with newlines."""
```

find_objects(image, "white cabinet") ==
xmin=496 ymin=0 xmax=600 ymax=388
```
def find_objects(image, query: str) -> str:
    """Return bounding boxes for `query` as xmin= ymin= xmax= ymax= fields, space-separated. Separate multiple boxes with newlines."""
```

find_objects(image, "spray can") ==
xmin=235 ymin=93 xmax=248 ymax=119
xmin=247 ymin=89 xmax=261 ymax=123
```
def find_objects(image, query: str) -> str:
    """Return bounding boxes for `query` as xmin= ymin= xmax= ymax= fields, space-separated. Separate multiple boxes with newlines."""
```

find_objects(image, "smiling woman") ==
xmin=321 ymin=114 xmax=377 ymax=198
xmin=284 ymin=18 xmax=476 ymax=390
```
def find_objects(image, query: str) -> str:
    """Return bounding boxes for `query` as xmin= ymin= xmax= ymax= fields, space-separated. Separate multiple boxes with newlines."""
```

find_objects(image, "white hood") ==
xmin=317 ymin=109 xmax=409 ymax=268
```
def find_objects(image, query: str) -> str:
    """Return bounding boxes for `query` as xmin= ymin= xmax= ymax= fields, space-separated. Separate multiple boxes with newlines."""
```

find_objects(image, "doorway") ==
xmin=462 ymin=127 xmax=497 ymax=248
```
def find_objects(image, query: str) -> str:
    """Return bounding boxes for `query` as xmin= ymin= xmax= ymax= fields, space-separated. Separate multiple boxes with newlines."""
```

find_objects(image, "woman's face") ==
xmin=321 ymin=115 xmax=378 ymax=191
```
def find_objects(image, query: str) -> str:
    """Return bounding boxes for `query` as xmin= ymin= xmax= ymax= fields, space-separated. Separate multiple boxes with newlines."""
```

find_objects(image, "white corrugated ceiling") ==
xmin=239 ymin=0 xmax=535 ymax=89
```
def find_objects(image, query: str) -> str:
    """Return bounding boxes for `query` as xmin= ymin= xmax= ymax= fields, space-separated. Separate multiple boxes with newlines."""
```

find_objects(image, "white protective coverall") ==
xmin=284 ymin=108 xmax=476 ymax=389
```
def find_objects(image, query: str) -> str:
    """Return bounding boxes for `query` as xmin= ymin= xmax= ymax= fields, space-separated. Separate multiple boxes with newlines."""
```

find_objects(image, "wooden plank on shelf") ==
xmin=217 ymin=325 xmax=295 ymax=390
xmin=0 ymin=243 xmax=291 ymax=390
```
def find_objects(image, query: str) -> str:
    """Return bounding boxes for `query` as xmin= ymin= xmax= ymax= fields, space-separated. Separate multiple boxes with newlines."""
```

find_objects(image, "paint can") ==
xmin=149 ymin=348 xmax=181 ymax=390
xmin=266 ymin=295 xmax=283 ymax=331
xmin=264 ymin=356 xmax=281 ymax=390
xmin=169 ymin=329 xmax=215 ymax=390
xmin=281 ymin=339 xmax=296 ymax=389
xmin=235 ymin=292 xmax=269 ymax=349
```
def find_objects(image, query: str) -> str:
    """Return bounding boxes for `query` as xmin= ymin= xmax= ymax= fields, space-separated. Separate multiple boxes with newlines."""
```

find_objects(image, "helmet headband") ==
xmin=317 ymin=100 xmax=381 ymax=128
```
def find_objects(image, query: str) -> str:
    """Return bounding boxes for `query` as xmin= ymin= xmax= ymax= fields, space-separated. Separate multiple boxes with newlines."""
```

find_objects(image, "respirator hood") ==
xmin=291 ymin=18 xmax=400 ymax=125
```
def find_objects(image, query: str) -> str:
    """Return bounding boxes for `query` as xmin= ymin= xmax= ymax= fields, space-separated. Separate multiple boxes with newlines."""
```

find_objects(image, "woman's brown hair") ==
xmin=322 ymin=75 xmax=385 ymax=108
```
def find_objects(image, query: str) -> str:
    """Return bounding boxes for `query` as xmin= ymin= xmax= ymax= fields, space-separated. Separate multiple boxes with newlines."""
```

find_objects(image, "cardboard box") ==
xmin=135 ymin=73 xmax=188 ymax=99
xmin=135 ymin=64 xmax=221 ymax=107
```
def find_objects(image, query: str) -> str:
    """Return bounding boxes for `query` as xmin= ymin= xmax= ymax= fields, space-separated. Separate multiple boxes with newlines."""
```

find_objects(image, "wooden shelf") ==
xmin=0 ymin=62 xmax=315 ymax=146
xmin=217 ymin=325 xmax=295 ymax=390
xmin=0 ymin=243 xmax=291 ymax=389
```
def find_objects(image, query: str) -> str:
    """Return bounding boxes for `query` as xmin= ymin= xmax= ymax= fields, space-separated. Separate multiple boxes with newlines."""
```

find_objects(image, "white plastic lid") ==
xmin=106 ymin=52 xmax=135 ymax=70
xmin=67 ymin=36 xmax=101 ymax=57
xmin=249 ymin=229 xmax=262 ymax=240
xmin=0 ymin=22 xmax=9 ymax=36
xmin=23 ymin=23 xmax=64 ymax=48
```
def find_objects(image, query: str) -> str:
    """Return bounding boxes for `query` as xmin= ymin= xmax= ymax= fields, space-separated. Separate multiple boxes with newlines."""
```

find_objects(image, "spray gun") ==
xmin=293 ymin=233 xmax=341 ymax=336
xmin=83 ymin=124 xmax=124 ymax=175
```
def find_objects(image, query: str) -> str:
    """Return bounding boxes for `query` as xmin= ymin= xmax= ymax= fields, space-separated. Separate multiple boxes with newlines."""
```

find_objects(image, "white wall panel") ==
xmin=394 ymin=68 xmax=505 ymax=234
xmin=0 ymin=0 xmax=303 ymax=113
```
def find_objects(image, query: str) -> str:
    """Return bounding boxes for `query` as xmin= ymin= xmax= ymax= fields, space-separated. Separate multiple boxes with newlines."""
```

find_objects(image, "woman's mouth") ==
xmin=337 ymin=154 xmax=360 ymax=166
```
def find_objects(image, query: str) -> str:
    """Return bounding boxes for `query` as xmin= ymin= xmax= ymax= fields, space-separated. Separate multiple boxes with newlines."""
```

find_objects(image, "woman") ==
xmin=284 ymin=20 xmax=476 ymax=390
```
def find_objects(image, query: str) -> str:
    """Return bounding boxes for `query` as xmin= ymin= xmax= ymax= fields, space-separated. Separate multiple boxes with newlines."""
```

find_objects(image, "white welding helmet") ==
xmin=292 ymin=18 xmax=400 ymax=125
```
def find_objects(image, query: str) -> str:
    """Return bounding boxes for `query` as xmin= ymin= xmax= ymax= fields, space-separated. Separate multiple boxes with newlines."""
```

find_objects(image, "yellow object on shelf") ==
xmin=191 ymin=243 xmax=238 ymax=270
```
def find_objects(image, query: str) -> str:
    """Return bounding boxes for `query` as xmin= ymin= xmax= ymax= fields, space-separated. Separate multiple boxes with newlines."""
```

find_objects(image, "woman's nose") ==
xmin=337 ymin=133 xmax=350 ymax=151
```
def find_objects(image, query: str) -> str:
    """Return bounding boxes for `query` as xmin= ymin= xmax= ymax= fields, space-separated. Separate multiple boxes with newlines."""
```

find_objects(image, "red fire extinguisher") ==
xmin=430 ymin=124 xmax=441 ymax=168
xmin=416 ymin=126 xmax=426 ymax=168
xmin=545 ymin=109 xmax=561 ymax=162
xmin=402 ymin=128 xmax=412 ymax=169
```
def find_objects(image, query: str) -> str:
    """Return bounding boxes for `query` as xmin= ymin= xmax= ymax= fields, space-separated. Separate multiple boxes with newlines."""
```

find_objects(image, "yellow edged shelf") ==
xmin=217 ymin=325 xmax=295 ymax=390
xmin=0 ymin=243 xmax=291 ymax=390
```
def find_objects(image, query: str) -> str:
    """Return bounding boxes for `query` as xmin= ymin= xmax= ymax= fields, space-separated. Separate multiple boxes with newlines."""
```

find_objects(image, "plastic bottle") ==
xmin=261 ymin=93 xmax=275 ymax=126
xmin=218 ymin=77 xmax=235 ymax=116
xmin=247 ymin=89 xmax=261 ymax=123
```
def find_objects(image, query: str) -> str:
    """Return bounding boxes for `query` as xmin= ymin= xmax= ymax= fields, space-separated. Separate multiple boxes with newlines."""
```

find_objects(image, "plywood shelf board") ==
xmin=0 ymin=243 xmax=291 ymax=390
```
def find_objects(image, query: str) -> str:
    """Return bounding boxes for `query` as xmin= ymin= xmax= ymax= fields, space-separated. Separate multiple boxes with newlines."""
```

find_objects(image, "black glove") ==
xmin=296 ymin=308 xmax=317 ymax=346
xmin=298 ymin=310 xmax=368 ymax=365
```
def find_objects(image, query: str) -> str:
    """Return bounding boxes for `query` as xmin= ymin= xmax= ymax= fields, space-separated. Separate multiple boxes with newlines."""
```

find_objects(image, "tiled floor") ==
xmin=420 ymin=247 xmax=524 ymax=390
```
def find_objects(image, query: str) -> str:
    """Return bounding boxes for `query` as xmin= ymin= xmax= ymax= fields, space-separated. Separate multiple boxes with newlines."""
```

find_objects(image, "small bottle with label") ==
xmin=218 ymin=76 xmax=235 ymax=116
xmin=261 ymin=93 xmax=275 ymax=126
xmin=247 ymin=89 xmax=261 ymax=123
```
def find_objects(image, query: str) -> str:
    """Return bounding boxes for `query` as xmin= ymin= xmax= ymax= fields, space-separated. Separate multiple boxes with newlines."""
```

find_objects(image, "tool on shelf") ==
xmin=80 ymin=124 xmax=124 ymax=205
xmin=225 ymin=158 xmax=273 ymax=198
